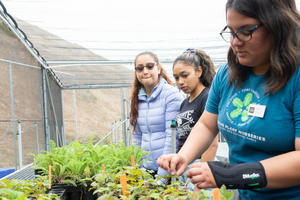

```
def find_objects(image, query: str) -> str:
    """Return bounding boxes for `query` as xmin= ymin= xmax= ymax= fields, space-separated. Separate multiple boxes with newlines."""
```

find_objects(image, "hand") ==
xmin=186 ymin=162 xmax=217 ymax=189
xmin=157 ymin=153 xmax=188 ymax=176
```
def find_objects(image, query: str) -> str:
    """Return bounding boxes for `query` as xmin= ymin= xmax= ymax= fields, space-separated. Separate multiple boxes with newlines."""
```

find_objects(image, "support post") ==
xmin=73 ymin=89 xmax=78 ymax=140
xmin=112 ymin=121 xmax=115 ymax=144
xmin=9 ymin=63 xmax=18 ymax=169
xmin=60 ymin=89 xmax=66 ymax=146
xmin=17 ymin=120 xmax=23 ymax=169
xmin=35 ymin=120 xmax=40 ymax=154
xmin=121 ymin=88 xmax=127 ymax=146
xmin=119 ymin=119 xmax=122 ymax=143
xmin=42 ymin=68 xmax=50 ymax=152
xmin=171 ymin=120 xmax=177 ymax=183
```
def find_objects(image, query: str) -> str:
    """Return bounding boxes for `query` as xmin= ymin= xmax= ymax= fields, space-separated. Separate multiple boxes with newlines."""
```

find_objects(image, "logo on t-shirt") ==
xmin=176 ymin=110 xmax=194 ymax=138
xmin=226 ymin=89 xmax=260 ymax=127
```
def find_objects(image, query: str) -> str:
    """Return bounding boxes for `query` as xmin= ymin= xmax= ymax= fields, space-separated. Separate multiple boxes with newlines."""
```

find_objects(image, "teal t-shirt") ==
xmin=206 ymin=63 xmax=300 ymax=200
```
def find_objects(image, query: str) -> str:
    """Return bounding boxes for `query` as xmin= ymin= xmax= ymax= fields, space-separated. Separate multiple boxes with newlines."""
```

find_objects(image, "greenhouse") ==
xmin=2 ymin=0 xmax=300 ymax=199
xmin=0 ymin=1 xmax=235 ymax=199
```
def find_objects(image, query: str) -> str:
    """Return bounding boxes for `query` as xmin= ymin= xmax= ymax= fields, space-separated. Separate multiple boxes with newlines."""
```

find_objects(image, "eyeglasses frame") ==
xmin=220 ymin=24 xmax=263 ymax=43
xmin=135 ymin=62 xmax=157 ymax=73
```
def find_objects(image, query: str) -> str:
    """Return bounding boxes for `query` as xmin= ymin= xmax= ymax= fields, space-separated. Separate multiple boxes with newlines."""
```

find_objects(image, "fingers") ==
xmin=157 ymin=154 xmax=174 ymax=173
xmin=186 ymin=162 xmax=217 ymax=189
xmin=175 ymin=164 xmax=186 ymax=176
xmin=170 ymin=154 xmax=182 ymax=175
xmin=186 ymin=162 xmax=203 ymax=178
xmin=157 ymin=154 xmax=187 ymax=175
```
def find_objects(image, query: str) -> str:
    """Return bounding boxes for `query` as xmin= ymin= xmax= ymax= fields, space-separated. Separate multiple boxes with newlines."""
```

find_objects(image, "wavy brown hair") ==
xmin=130 ymin=51 xmax=173 ymax=130
xmin=226 ymin=0 xmax=300 ymax=94
xmin=173 ymin=49 xmax=216 ymax=88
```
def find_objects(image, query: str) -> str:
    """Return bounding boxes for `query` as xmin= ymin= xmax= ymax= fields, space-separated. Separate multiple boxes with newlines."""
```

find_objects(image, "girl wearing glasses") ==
xmin=172 ymin=49 xmax=218 ymax=191
xmin=157 ymin=0 xmax=300 ymax=199
xmin=130 ymin=51 xmax=183 ymax=178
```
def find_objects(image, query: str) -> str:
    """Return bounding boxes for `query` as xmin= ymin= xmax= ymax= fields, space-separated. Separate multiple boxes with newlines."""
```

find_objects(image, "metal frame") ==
xmin=0 ymin=1 xmax=229 ymax=173
xmin=0 ymin=59 xmax=43 ymax=169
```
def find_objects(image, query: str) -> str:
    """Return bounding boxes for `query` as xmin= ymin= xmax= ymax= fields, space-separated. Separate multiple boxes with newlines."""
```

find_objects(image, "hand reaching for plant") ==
xmin=157 ymin=153 xmax=188 ymax=176
xmin=186 ymin=162 xmax=217 ymax=189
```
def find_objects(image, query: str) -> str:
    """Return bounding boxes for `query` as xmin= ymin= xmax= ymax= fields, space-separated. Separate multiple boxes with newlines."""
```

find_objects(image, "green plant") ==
xmin=0 ymin=176 xmax=58 ymax=200
xmin=91 ymin=166 xmax=235 ymax=200
xmin=30 ymin=140 xmax=150 ymax=187
xmin=97 ymin=142 xmax=150 ymax=171
xmin=192 ymin=185 xmax=234 ymax=200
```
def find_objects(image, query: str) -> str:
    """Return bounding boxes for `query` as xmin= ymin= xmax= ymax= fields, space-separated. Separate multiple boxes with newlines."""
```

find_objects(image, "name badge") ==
xmin=248 ymin=104 xmax=266 ymax=118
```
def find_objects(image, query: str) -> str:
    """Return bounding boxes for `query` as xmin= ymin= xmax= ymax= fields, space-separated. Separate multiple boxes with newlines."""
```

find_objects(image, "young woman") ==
xmin=130 ymin=51 xmax=183 ymax=178
xmin=158 ymin=0 xmax=300 ymax=199
xmin=173 ymin=48 xmax=218 ymax=191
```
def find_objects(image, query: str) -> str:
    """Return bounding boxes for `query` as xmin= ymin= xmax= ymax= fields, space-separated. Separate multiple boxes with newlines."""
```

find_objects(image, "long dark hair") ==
xmin=173 ymin=49 xmax=216 ymax=87
xmin=130 ymin=51 xmax=173 ymax=130
xmin=226 ymin=0 xmax=300 ymax=93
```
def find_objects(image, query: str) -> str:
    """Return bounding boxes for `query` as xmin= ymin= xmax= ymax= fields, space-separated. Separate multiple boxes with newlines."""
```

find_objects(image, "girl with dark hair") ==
xmin=158 ymin=0 xmax=300 ymax=199
xmin=130 ymin=51 xmax=183 ymax=178
xmin=173 ymin=48 xmax=218 ymax=191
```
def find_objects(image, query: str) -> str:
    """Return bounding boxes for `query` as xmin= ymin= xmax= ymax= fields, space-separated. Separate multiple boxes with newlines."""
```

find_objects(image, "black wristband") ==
xmin=207 ymin=161 xmax=267 ymax=189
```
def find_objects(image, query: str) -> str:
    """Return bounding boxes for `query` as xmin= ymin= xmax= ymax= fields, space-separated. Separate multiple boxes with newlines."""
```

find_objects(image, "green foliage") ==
xmin=220 ymin=185 xmax=234 ymax=200
xmin=29 ymin=140 xmax=234 ymax=199
xmin=30 ymin=140 xmax=150 ymax=186
xmin=91 ymin=166 xmax=234 ymax=200
xmin=190 ymin=185 xmax=234 ymax=200
xmin=0 ymin=176 xmax=58 ymax=200
xmin=97 ymin=142 xmax=150 ymax=171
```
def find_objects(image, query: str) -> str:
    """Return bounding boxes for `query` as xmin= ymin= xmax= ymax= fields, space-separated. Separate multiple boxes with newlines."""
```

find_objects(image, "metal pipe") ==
xmin=47 ymin=60 xmax=134 ymax=67
xmin=113 ymin=120 xmax=117 ymax=144
xmin=45 ymin=72 xmax=62 ymax=146
xmin=95 ymin=119 xmax=129 ymax=145
xmin=119 ymin=119 xmax=122 ymax=143
xmin=171 ymin=120 xmax=177 ymax=183
xmin=127 ymin=121 xmax=131 ymax=145
xmin=125 ymin=88 xmax=131 ymax=145
xmin=60 ymin=89 xmax=66 ymax=146
xmin=34 ymin=120 xmax=40 ymax=154
xmin=0 ymin=12 xmax=49 ymax=70
xmin=121 ymin=88 xmax=127 ymax=146
xmin=73 ymin=89 xmax=78 ymax=140
xmin=46 ymin=58 xmax=227 ymax=68
xmin=42 ymin=68 xmax=50 ymax=152
xmin=112 ymin=121 xmax=116 ymax=144
xmin=0 ymin=58 xmax=40 ymax=69
xmin=9 ymin=63 xmax=18 ymax=169
xmin=62 ymin=84 xmax=131 ymax=90
xmin=171 ymin=120 xmax=177 ymax=154
xmin=55 ymin=124 xmax=59 ymax=146
xmin=61 ymin=125 xmax=66 ymax=146
xmin=17 ymin=120 xmax=23 ymax=169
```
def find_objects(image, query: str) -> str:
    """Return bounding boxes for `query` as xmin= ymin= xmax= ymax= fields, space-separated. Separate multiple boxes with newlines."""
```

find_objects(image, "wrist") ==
xmin=177 ymin=152 xmax=189 ymax=164
xmin=207 ymin=161 xmax=267 ymax=189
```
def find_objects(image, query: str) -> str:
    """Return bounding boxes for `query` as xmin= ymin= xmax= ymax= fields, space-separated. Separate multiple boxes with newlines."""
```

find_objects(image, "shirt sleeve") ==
xmin=294 ymin=65 xmax=300 ymax=138
xmin=205 ymin=63 xmax=228 ymax=114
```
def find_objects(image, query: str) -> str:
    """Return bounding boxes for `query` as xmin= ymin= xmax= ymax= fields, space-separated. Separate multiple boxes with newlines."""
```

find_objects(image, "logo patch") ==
xmin=225 ymin=89 xmax=260 ymax=127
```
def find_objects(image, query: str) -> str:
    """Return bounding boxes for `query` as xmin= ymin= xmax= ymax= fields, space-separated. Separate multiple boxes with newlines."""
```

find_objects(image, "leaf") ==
xmin=241 ymin=110 xmax=249 ymax=122
xmin=243 ymin=92 xmax=253 ymax=106
xmin=232 ymin=97 xmax=243 ymax=108
xmin=230 ymin=108 xmax=242 ymax=119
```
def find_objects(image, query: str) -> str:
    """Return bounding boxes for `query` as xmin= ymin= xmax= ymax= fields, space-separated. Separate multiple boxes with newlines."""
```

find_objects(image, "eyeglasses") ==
xmin=135 ymin=62 xmax=156 ymax=72
xmin=220 ymin=24 xmax=263 ymax=43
